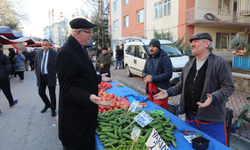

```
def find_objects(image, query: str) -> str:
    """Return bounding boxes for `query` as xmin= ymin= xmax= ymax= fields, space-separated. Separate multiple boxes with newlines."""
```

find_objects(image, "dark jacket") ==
xmin=34 ymin=49 xmax=57 ymax=87
xmin=115 ymin=48 xmax=123 ymax=58
xmin=22 ymin=51 xmax=29 ymax=62
xmin=0 ymin=50 xmax=12 ymax=81
xmin=167 ymin=53 xmax=235 ymax=122
xmin=96 ymin=53 xmax=111 ymax=72
xmin=55 ymin=35 xmax=102 ymax=149
xmin=142 ymin=49 xmax=172 ymax=94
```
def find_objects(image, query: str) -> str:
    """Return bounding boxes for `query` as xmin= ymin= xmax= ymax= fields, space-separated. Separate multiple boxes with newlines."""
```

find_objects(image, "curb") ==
xmin=230 ymin=133 xmax=250 ymax=149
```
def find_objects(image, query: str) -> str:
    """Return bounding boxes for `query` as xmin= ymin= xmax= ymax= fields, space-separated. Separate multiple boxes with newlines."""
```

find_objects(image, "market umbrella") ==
xmin=0 ymin=26 xmax=23 ymax=39
xmin=0 ymin=35 xmax=35 ymax=45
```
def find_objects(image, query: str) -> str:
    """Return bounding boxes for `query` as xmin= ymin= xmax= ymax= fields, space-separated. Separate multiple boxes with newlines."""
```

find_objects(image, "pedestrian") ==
xmin=29 ymin=49 xmax=36 ymax=71
xmin=96 ymin=45 xmax=102 ymax=59
xmin=55 ymin=18 xmax=113 ymax=150
xmin=34 ymin=39 xmax=57 ymax=117
xmin=142 ymin=38 xmax=172 ymax=110
xmin=120 ymin=44 xmax=125 ymax=69
xmin=22 ymin=48 xmax=29 ymax=71
xmin=8 ymin=48 xmax=16 ymax=77
xmin=0 ymin=43 xmax=18 ymax=114
xmin=12 ymin=50 xmax=26 ymax=83
xmin=153 ymin=33 xmax=235 ymax=146
xmin=114 ymin=45 xmax=123 ymax=70
xmin=96 ymin=47 xmax=112 ymax=77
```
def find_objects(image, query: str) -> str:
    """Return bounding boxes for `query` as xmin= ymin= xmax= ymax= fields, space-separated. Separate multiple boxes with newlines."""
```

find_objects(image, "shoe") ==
xmin=20 ymin=79 xmax=24 ymax=83
xmin=10 ymin=99 xmax=18 ymax=107
xmin=122 ymin=67 xmax=125 ymax=69
xmin=0 ymin=110 xmax=2 ymax=116
xmin=51 ymin=110 xmax=57 ymax=117
xmin=119 ymin=68 xmax=121 ymax=69
xmin=41 ymin=106 xmax=50 ymax=113
xmin=114 ymin=68 xmax=117 ymax=70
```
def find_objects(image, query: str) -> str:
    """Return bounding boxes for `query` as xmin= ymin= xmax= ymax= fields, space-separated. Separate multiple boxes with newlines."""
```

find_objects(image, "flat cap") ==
xmin=70 ymin=18 xmax=96 ymax=29
xmin=189 ymin=33 xmax=212 ymax=43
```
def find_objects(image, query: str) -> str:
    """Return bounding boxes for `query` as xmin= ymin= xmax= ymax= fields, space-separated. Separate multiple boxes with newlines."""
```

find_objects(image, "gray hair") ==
xmin=203 ymin=39 xmax=213 ymax=52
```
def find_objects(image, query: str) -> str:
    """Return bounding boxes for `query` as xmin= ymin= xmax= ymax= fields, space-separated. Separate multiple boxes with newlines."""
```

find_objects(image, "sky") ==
xmin=15 ymin=0 xmax=89 ymax=38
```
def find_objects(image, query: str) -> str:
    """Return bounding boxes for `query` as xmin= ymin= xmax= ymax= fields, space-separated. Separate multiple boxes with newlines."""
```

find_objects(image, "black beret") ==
xmin=190 ymin=33 xmax=212 ymax=43
xmin=70 ymin=18 xmax=96 ymax=29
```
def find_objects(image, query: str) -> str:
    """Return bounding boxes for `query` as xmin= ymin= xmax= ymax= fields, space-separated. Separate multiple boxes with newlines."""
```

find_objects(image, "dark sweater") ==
xmin=96 ymin=53 xmax=111 ymax=72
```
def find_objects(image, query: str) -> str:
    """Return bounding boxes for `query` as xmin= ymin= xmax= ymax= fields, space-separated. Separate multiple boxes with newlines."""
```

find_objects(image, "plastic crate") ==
xmin=167 ymin=102 xmax=180 ymax=116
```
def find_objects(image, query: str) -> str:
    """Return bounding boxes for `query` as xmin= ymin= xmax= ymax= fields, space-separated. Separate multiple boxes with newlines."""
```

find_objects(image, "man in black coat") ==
xmin=34 ymin=39 xmax=57 ymax=117
xmin=55 ymin=18 xmax=113 ymax=150
xmin=0 ymin=43 xmax=18 ymax=114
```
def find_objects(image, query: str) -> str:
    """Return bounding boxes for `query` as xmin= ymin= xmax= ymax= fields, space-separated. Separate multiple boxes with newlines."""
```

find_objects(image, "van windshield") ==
xmin=146 ymin=44 xmax=183 ymax=57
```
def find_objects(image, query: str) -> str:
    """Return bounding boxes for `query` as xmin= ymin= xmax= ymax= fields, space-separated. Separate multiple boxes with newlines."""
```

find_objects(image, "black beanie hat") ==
xmin=149 ymin=39 xmax=161 ymax=50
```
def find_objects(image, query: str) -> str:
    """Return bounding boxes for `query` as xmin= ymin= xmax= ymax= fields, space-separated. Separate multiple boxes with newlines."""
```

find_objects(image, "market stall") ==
xmin=95 ymin=81 xmax=231 ymax=150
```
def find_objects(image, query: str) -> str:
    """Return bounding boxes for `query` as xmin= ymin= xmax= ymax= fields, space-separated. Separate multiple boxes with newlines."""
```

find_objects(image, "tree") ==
xmin=0 ymin=0 xmax=28 ymax=30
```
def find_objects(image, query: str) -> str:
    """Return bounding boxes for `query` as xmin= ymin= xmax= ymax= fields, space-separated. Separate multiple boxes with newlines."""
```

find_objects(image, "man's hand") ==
xmin=100 ymin=64 xmax=104 ymax=68
xmin=144 ymin=75 xmax=152 ymax=83
xmin=197 ymin=93 xmax=212 ymax=108
xmin=101 ymin=73 xmax=114 ymax=82
xmin=153 ymin=87 xmax=168 ymax=100
xmin=90 ymin=94 xmax=113 ymax=106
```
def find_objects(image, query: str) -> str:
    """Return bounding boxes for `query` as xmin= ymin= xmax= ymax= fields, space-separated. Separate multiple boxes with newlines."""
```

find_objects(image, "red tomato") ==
xmin=117 ymin=97 xmax=122 ymax=101
xmin=110 ymin=93 xmax=115 ymax=99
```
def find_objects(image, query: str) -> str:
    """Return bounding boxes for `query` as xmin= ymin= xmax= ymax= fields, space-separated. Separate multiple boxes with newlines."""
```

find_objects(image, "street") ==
xmin=0 ymin=71 xmax=61 ymax=150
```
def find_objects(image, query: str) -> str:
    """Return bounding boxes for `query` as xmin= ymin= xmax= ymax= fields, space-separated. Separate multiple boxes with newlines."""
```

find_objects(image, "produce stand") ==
xmin=95 ymin=82 xmax=231 ymax=150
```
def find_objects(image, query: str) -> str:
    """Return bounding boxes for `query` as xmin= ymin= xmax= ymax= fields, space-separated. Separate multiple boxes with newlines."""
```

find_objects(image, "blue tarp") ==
xmin=85 ymin=40 xmax=93 ymax=47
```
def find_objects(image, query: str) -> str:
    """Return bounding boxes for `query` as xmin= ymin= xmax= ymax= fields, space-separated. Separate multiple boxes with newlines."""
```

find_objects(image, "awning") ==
xmin=0 ymin=35 xmax=35 ymax=45
xmin=0 ymin=26 xmax=23 ymax=39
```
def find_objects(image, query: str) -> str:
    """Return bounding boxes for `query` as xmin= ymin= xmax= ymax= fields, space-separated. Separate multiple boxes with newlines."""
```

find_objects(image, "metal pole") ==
xmin=98 ymin=0 xmax=100 ymax=47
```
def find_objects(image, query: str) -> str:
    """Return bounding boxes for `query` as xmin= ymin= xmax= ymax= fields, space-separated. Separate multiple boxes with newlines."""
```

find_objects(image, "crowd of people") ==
xmin=0 ymin=17 xmax=235 ymax=149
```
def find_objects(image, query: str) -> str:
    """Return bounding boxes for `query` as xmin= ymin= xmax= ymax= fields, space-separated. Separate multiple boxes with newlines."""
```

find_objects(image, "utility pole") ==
xmin=98 ymin=0 xmax=100 ymax=47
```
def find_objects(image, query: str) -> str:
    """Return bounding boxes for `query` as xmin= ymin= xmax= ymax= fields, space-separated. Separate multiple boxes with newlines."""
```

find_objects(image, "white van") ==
xmin=121 ymin=37 xmax=189 ymax=86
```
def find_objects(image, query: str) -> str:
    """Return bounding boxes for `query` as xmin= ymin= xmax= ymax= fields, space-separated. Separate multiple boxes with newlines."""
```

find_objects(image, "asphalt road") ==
xmin=0 ymin=71 xmax=61 ymax=150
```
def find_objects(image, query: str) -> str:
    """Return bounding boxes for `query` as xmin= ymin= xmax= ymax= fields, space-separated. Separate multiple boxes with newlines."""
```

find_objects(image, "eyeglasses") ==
xmin=78 ymin=29 xmax=92 ymax=34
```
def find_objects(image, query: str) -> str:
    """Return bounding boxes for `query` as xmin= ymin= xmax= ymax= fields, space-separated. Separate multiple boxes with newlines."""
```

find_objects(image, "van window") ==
xmin=125 ymin=45 xmax=135 ymax=56
xmin=135 ymin=45 xmax=147 ymax=59
xmin=146 ymin=44 xmax=182 ymax=57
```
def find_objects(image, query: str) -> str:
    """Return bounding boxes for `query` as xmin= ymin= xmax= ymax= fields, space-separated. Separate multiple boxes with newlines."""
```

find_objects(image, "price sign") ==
xmin=129 ymin=100 xmax=139 ymax=112
xmin=134 ymin=111 xmax=153 ymax=128
xmin=184 ymin=135 xmax=196 ymax=143
xmin=145 ymin=128 xmax=171 ymax=150
xmin=131 ymin=126 xmax=141 ymax=141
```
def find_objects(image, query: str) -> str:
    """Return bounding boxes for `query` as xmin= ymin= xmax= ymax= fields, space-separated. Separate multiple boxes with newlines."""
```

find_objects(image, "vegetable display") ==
xmin=96 ymin=109 xmax=178 ymax=150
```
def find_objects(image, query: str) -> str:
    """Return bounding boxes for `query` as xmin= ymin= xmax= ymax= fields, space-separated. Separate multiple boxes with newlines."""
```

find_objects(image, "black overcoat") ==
xmin=55 ymin=35 xmax=101 ymax=150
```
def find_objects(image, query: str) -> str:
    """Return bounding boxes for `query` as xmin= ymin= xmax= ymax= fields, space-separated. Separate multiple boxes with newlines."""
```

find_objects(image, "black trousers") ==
xmin=0 ymin=80 xmax=14 ymax=106
xmin=38 ymin=74 xmax=56 ymax=111
xmin=16 ymin=71 xmax=24 ymax=80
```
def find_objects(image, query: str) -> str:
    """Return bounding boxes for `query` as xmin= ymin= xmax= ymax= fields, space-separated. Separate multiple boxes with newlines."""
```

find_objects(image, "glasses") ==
xmin=78 ymin=29 xmax=93 ymax=34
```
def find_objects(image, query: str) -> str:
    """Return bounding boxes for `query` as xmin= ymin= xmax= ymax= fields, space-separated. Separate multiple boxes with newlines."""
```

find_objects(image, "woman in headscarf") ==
xmin=12 ymin=50 xmax=26 ymax=82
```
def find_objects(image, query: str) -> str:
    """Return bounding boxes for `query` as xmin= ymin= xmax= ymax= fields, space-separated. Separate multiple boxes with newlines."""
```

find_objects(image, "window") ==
xmin=216 ymin=32 xmax=236 ymax=49
xmin=113 ymin=20 xmax=119 ymax=31
xmin=126 ymin=45 xmax=135 ymax=56
xmin=218 ymin=0 xmax=232 ymax=14
xmin=124 ymin=16 xmax=129 ymax=27
xmin=124 ymin=0 xmax=129 ymax=5
xmin=135 ymin=45 xmax=147 ymax=59
xmin=113 ymin=0 xmax=119 ymax=11
xmin=137 ymin=9 xmax=144 ymax=23
xmin=155 ymin=0 xmax=171 ymax=19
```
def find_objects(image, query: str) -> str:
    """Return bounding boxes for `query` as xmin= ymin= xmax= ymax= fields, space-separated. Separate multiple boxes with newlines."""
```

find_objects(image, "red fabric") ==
xmin=147 ymin=82 xmax=168 ymax=110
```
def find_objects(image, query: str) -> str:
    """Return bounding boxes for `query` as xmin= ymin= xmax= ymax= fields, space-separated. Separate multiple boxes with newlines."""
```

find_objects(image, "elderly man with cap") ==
xmin=154 ymin=33 xmax=235 ymax=146
xmin=55 ymin=18 xmax=113 ymax=150
xmin=142 ymin=38 xmax=173 ymax=110
xmin=96 ymin=47 xmax=112 ymax=77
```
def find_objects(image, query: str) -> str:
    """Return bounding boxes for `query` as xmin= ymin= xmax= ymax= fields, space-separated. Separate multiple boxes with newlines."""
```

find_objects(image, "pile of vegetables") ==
xmin=98 ymin=82 xmax=130 ymax=112
xmin=96 ymin=109 xmax=178 ymax=150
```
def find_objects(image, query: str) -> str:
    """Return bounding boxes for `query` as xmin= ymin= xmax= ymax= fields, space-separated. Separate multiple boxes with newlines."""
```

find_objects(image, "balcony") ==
xmin=186 ymin=7 xmax=250 ymax=27
xmin=238 ymin=0 xmax=250 ymax=16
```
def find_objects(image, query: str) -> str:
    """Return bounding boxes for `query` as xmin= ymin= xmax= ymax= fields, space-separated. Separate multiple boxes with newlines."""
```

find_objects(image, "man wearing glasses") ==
xmin=55 ymin=18 xmax=113 ymax=150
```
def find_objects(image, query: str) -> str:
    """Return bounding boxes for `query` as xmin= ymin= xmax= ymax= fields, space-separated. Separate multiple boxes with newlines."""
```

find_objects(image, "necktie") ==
xmin=41 ymin=51 xmax=47 ymax=75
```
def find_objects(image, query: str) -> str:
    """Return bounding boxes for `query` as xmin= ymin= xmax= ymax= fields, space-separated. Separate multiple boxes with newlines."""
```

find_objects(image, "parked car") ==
xmin=121 ymin=37 xmax=189 ymax=86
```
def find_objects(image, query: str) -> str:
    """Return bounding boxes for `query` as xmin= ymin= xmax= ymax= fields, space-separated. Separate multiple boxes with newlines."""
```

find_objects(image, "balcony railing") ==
xmin=186 ymin=7 xmax=250 ymax=24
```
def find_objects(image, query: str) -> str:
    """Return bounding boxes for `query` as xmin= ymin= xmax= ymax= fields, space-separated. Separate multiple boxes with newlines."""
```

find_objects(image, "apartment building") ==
xmin=109 ymin=0 xmax=250 ymax=53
